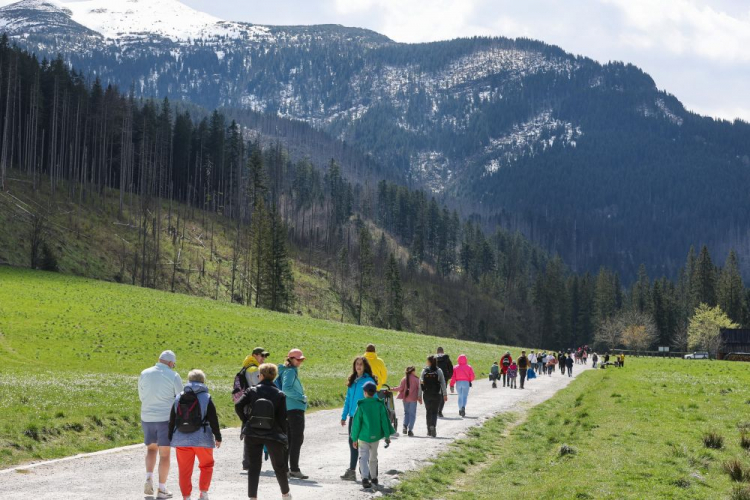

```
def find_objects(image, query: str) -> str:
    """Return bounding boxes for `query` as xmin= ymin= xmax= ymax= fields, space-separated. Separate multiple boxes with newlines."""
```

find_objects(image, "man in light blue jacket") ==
xmin=138 ymin=350 xmax=183 ymax=499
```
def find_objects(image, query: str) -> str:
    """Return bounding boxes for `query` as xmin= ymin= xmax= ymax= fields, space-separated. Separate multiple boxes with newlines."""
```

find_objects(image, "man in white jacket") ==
xmin=139 ymin=350 xmax=183 ymax=498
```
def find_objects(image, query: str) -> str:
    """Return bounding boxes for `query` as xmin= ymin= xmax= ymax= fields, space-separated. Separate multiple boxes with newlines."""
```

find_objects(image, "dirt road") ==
xmin=3 ymin=364 xmax=590 ymax=499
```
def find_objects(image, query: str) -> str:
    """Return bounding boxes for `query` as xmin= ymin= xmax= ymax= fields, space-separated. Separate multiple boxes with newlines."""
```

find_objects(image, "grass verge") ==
xmin=392 ymin=357 xmax=750 ymax=499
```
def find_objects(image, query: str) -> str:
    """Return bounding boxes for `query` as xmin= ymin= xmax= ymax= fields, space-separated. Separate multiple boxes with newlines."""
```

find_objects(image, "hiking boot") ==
xmin=459 ymin=407 xmax=465 ymax=417
xmin=157 ymin=488 xmax=173 ymax=499
xmin=403 ymin=427 xmax=407 ymax=435
xmin=340 ymin=469 xmax=357 ymax=481
xmin=362 ymin=478 xmax=372 ymax=489
xmin=438 ymin=412 xmax=444 ymax=418
xmin=492 ymin=382 xmax=497 ymax=388
xmin=428 ymin=426 xmax=436 ymax=437
xmin=408 ymin=430 xmax=414 ymax=437
xmin=289 ymin=470 xmax=309 ymax=480
xmin=144 ymin=480 xmax=155 ymax=496
xmin=371 ymin=478 xmax=379 ymax=486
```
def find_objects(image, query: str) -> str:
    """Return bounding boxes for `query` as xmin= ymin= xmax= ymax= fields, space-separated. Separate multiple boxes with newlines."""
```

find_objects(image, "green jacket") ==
xmin=350 ymin=396 xmax=396 ymax=443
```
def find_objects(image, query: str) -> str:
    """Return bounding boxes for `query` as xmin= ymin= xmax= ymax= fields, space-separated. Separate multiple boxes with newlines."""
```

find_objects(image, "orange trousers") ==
xmin=176 ymin=447 xmax=214 ymax=497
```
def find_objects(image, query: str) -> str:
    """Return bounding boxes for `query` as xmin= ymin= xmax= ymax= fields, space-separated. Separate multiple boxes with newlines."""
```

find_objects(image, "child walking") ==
xmin=393 ymin=367 xmax=422 ymax=436
xmin=507 ymin=361 xmax=518 ymax=389
xmin=490 ymin=361 xmax=500 ymax=388
xmin=350 ymin=381 xmax=396 ymax=489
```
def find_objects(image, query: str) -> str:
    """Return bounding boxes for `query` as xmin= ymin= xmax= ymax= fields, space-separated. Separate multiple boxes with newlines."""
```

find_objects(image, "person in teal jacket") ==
xmin=339 ymin=356 xmax=375 ymax=481
xmin=350 ymin=381 xmax=396 ymax=488
xmin=282 ymin=348 xmax=309 ymax=480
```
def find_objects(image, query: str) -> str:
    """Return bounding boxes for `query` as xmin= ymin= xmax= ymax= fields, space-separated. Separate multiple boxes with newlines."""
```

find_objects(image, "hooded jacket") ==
xmin=449 ymin=355 xmax=476 ymax=388
xmin=341 ymin=372 xmax=376 ymax=420
xmin=350 ymin=396 xmax=396 ymax=444
xmin=168 ymin=382 xmax=222 ymax=448
xmin=364 ymin=351 xmax=388 ymax=389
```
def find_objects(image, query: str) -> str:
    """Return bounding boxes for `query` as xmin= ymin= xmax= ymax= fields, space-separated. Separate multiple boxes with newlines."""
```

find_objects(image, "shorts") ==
xmin=142 ymin=421 xmax=171 ymax=446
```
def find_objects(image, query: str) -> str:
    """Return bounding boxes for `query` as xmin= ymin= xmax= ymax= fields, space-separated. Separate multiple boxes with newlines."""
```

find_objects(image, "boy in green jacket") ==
xmin=351 ymin=381 xmax=396 ymax=488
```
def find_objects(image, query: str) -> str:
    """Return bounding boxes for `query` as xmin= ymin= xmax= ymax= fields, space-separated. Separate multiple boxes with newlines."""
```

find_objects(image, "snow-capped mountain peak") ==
xmin=0 ymin=0 xmax=270 ymax=42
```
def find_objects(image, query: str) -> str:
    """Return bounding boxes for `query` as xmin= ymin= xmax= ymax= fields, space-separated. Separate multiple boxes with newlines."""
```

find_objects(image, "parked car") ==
xmin=684 ymin=352 xmax=710 ymax=360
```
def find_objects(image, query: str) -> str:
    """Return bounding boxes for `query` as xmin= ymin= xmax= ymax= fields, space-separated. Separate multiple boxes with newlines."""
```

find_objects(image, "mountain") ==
xmin=1 ymin=0 xmax=750 ymax=282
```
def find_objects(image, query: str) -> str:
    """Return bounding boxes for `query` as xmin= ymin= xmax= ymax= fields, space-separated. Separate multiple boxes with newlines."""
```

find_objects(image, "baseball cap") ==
xmin=287 ymin=348 xmax=306 ymax=360
xmin=159 ymin=350 xmax=176 ymax=363
xmin=363 ymin=381 xmax=377 ymax=393
xmin=252 ymin=347 xmax=270 ymax=357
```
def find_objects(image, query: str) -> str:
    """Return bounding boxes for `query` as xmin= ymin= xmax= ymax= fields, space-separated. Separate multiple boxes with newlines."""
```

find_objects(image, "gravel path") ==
xmin=3 ymin=364 xmax=590 ymax=499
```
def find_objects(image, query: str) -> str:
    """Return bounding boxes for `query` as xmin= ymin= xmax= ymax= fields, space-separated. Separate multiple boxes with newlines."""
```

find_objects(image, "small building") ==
xmin=717 ymin=329 xmax=750 ymax=360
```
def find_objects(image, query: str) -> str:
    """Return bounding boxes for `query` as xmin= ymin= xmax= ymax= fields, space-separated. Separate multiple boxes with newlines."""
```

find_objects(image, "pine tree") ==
xmin=718 ymin=250 xmax=745 ymax=323
xmin=356 ymin=223 xmax=373 ymax=325
xmin=385 ymin=253 xmax=403 ymax=330
xmin=260 ymin=207 xmax=294 ymax=312
xmin=692 ymin=245 xmax=717 ymax=307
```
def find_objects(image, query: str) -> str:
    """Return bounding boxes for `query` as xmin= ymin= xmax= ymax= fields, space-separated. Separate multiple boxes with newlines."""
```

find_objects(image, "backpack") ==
xmin=232 ymin=366 xmax=250 ymax=404
xmin=502 ymin=357 xmax=511 ymax=366
xmin=437 ymin=355 xmax=453 ymax=381
xmin=175 ymin=389 xmax=207 ymax=434
xmin=248 ymin=396 xmax=276 ymax=431
xmin=422 ymin=369 xmax=441 ymax=396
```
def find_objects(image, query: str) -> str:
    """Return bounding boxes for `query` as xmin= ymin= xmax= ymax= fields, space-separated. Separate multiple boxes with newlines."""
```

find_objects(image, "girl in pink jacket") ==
xmin=393 ymin=366 xmax=422 ymax=436
xmin=449 ymin=354 xmax=475 ymax=417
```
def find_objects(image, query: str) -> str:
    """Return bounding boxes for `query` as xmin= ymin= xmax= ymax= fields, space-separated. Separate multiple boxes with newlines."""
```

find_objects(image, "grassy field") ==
xmin=393 ymin=357 xmax=750 ymax=499
xmin=0 ymin=266 xmax=517 ymax=468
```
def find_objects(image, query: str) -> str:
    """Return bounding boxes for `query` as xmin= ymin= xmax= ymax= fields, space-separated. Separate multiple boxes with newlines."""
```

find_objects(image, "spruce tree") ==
xmin=385 ymin=253 xmax=403 ymax=330
xmin=692 ymin=245 xmax=717 ymax=307
xmin=718 ymin=250 xmax=745 ymax=323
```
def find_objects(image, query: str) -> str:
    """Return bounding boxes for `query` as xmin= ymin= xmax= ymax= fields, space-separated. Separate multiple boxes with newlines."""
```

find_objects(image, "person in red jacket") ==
xmin=500 ymin=351 xmax=512 ymax=387
xmin=449 ymin=354 xmax=476 ymax=417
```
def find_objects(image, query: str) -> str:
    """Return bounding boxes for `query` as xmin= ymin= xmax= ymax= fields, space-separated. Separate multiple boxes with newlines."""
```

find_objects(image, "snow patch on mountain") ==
xmin=412 ymin=151 xmax=452 ymax=194
xmin=484 ymin=110 xmax=582 ymax=174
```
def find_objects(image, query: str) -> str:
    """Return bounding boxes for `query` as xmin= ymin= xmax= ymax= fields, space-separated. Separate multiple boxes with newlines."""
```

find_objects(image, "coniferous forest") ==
xmin=1 ymin=38 xmax=749 ymax=351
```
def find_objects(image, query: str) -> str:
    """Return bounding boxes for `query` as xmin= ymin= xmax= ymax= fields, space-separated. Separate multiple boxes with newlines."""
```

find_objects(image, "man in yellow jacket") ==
xmin=364 ymin=344 xmax=388 ymax=390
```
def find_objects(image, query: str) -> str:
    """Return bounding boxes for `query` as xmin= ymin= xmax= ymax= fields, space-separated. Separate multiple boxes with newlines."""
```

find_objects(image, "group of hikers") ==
xmin=137 ymin=342 xmax=610 ymax=499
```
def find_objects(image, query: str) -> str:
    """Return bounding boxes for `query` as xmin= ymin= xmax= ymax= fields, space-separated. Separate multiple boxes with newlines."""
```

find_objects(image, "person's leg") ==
xmin=348 ymin=417 xmax=358 ymax=471
xmin=404 ymin=401 xmax=416 ymax=431
xmin=266 ymin=440 xmax=290 ymax=495
xmin=502 ymin=372 xmax=507 ymax=387
xmin=520 ymin=370 xmax=526 ymax=389
xmin=196 ymin=448 xmax=215 ymax=495
xmin=246 ymin=438 xmax=264 ymax=498
xmin=369 ymin=441 xmax=379 ymax=481
xmin=146 ymin=444 xmax=158 ymax=477
xmin=176 ymin=447 xmax=196 ymax=498
xmin=287 ymin=410 xmax=305 ymax=472
xmin=358 ymin=441 xmax=371 ymax=480
xmin=438 ymin=392 xmax=445 ymax=416
xmin=158 ymin=446 xmax=172 ymax=489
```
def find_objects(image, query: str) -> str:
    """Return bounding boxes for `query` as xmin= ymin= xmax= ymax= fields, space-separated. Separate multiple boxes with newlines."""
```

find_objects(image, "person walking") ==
xmin=449 ymin=354 xmax=476 ymax=417
xmin=169 ymin=370 xmax=222 ymax=500
xmin=364 ymin=344 xmax=388 ymax=390
xmin=559 ymin=353 xmax=567 ymax=375
xmin=489 ymin=361 xmax=500 ymax=388
xmin=517 ymin=351 xmax=529 ymax=389
xmin=234 ymin=363 xmax=292 ymax=500
xmin=592 ymin=352 xmax=599 ymax=368
xmin=239 ymin=347 xmax=269 ymax=471
xmin=339 ymin=356 xmax=376 ymax=481
xmin=565 ymin=353 xmax=574 ymax=377
xmin=435 ymin=347 xmax=453 ymax=417
xmin=139 ymin=350 xmax=183 ymax=499
xmin=281 ymin=349 xmax=309 ymax=480
xmin=350 ymin=381 xmax=396 ymax=489
xmin=546 ymin=353 xmax=557 ymax=376
xmin=541 ymin=352 xmax=548 ymax=375
xmin=507 ymin=361 xmax=518 ymax=389
xmin=420 ymin=355 xmax=448 ymax=437
xmin=393 ymin=366 xmax=422 ymax=436
xmin=500 ymin=351 xmax=512 ymax=387
xmin=528 ymin=351 xmax=537 ymax=373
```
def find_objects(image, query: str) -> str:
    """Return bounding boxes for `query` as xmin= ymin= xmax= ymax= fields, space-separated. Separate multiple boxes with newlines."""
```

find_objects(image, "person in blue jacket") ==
xmin=339 ymin=356 xmax=375 ymax=481
xmin=282 ymin=348 xmax=309 ymax=480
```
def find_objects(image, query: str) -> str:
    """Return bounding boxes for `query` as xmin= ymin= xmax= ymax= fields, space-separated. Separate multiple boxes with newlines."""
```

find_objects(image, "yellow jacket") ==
xmin=364 ymin=351 xmax=388 ymax=389
xmin=242 ymin=355 xmax=261 ymax=386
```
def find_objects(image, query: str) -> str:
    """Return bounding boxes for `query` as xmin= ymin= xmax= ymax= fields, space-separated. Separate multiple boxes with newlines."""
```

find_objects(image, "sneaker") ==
xmin=198 ymin=493 xmax=209 ymax=500
xmin=402 ymin=427 xmax=407 ymax=435
xmin=340 ymin=469 xmax=357 ymax=481
xmin=362 ymin=478 xmax=372 ymax=489
xmin=459 ymin=408 xmax=465 ymax=417
xmin=144 ymin=480 xmax=154 ymax=496
xmin=289 ymin=470 xmax=309 ymax=480
xmin=408 ymin=430 xmax=414 ymax=437
xmin=157 ymin=488 xmax=173 ymax=499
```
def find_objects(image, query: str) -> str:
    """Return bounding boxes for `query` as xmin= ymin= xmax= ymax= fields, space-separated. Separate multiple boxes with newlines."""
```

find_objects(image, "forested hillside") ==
xmin=1 ymin=40 xmax=749 ymax=352
xmin=2 ymin=0 xmax=749 ymax=282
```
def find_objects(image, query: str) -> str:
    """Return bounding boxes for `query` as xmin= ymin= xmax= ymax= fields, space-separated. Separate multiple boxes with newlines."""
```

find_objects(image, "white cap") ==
xmin=159 ymin=350 xmax=176 ymax=363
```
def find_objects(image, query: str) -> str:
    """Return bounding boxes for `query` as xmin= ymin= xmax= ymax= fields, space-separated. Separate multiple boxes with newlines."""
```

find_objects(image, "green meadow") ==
xmin=393 ymin=357 xmax=750 ymax=500
xmin=0 ymin=266 xmax=513 ymax=468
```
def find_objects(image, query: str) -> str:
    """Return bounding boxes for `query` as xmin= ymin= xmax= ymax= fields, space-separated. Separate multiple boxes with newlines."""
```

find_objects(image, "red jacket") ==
xmin=500 ymin=354 xmax=513 ymax=374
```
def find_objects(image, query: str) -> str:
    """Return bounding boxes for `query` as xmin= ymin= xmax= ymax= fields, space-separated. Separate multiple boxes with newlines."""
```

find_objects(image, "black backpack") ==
xmin=422 ymin=369 xmax=441 ymax=396
xmin=248 ymin=396 xmax=276 ymax=431
xmin=232 ymin=366 xmax=250 ymax=404
xmin=437 ymin=355 xmax=453 ymax=381
xmin=175 ymin=389 xmax=207 ymax=434
xmin=502 ymin=357 xmax=511 ymax=366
